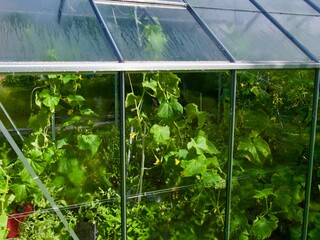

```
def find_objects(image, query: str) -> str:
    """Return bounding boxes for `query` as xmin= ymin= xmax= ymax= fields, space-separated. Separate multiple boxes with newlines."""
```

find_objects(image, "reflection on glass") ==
xmin=187 ymin=0 xmax=258 ymax=11
xmin=0 ymin=0 xmax=116 ymax=61
xmin=269 ymin=14 xmax=320 ymax=61
xmin=192 ymin=8 xmax=311 ymax=62
xmin=96 ymin=4 xmax=228 ymax=61
xmin=257 ymin=0 xmax=318 ymax=15
xmin=232 ymin=70 xmax=314 ymax=239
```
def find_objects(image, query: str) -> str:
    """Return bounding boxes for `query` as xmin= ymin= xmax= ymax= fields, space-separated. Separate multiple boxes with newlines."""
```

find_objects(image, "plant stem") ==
xmin=137 ymin=124 xmax=146 ymax=204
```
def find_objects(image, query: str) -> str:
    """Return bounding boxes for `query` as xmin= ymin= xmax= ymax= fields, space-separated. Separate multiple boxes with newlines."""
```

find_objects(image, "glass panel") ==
xmin=232 ymin=70 xmax=314 ymax=239
xmin=96 ymin=4 xmax=228 ymax=61
xmin=311 ymin=0 xmax=320 ymax=7
xmin=187 ymin=0 xmax=258 ymax=11
xmin=257 ymin=0 xmax=319 ymax=15
xmin=270 ymin=14 xmax=320 ymax=60
xmin=311 ymin=92 xmax=320 ymax=239
xmin=192 ymin=8 xmax=310 ymax=61
xmin=0 ymin=74 xmax=121 ymax=239
xmin=125 ymin=72 xmax=230 ymax=238
xmin=0 ymin=0 xmax=116 ymax=61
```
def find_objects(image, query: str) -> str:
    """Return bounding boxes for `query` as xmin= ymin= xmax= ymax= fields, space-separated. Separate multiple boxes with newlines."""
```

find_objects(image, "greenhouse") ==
xmin=0 ymin=0 xmax=320 ymax=239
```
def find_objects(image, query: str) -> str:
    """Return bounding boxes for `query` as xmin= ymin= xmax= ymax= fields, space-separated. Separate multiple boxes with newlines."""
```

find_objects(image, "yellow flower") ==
xmin=130 ymin=132 xmax=137 ymax=139
xmin=175 ymin=158 xmax=180 ymax=165
xmin=154 ymin=158 xmax=161 ymax=166
xmin=67 ymin=109 xmax=74 ymax=115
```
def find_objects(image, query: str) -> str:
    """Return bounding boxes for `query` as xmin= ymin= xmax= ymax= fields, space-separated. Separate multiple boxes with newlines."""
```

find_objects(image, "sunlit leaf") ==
xmin=187 ymin=130 xmax=219 ymax=155
xmin=78 ymin=134 xmax=101 ymax=155
xmin=125 ymin=93 xmax=140 ymax=108
xmin=11 ymin=184 xmax=28 ymax=202
xmin=181 ymin=154 xmax=206 ymax=177
xmin=150 ymin=124 xmax=170 ymax=145
xmin=253 ymin=188 xmax=274 ymax=199
xmin=157 ymin=98 xmax=183 ymax=121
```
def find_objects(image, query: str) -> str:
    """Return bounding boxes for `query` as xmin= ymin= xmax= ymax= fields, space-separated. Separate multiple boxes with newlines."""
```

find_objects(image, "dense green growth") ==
xmin=0 ymin=70 xmax=319 ymax=239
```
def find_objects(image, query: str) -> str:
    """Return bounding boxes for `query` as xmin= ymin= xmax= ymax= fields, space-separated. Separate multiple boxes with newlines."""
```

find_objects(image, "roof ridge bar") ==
xmin=95 ymin=0 xmax=187 ymax=8
xmin=89 ymin=0 xmax=124 ymax=62
xmin=304 ymin=0 xmax=320 ymax=13
xmin=182 ymin=0 xmax=236 ymax=63
xmin=250 ymin=0 xmax=319 ymax=63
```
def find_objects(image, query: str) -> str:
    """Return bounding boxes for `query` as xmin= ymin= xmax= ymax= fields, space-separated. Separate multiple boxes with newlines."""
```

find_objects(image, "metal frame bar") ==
xmin=95 ymin=0 xmax=186 ymax=9
xmin=302 ymin=68 xmax=320 ymax=240
xmin=304 ymin=0 xmax=320 ymax=13
xmin=249 ymin=0 xmax=319 ymax=63
xmin=225 ymin=70 xmax=237 ymax=240
xmin=183 ymin=0 xmax=236 ymax=63
xmin=89 ymin=0 xmax=124 ymax=62
xmin=119 ymin=71 xmax=127 ymax=240
xmin=0 ymin=121 xmax=79 ymax=240
xmin=1 ymin=61 xmax=320 ymax=74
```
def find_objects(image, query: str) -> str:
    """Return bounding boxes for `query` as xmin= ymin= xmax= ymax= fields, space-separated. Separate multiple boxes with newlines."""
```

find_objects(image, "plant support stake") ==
xmin=302 ymin=68 xmax=320 ymax=240
xmin=0 ymin=121 xmax=79 ymax=240
xmin=225 ymin=70 xmax=237 ymax=240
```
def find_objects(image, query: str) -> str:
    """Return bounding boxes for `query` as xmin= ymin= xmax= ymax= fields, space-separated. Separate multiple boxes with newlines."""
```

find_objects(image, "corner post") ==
xmin=225 ymin=70 xmax=237 ymax=240
xmin=302 ymin=68 xmax=320 ymax=239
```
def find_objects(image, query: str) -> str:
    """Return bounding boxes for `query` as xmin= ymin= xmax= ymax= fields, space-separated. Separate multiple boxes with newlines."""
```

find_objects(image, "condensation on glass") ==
xmin=0 ymin=0 xmax=117 ymax=61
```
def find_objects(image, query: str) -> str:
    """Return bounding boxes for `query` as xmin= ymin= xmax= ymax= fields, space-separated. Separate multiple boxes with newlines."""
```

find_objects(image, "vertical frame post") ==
xmin=302 ymin=68 xmax=320 ymax=239
xmin=119 ymin=71 xmax=127 ymax=240
xmin=115 ymin=73 xmax=119 ymax=129
xmin=225 ymin=70 xmax=237 ymax=240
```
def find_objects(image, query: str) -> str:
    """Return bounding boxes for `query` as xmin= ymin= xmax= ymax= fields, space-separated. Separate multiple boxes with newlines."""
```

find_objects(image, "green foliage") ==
xmin=1 ymin=70 xmax=318 ymax=239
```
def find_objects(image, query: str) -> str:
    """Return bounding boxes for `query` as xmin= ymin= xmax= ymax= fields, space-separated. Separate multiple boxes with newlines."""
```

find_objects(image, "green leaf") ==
xmin=150 ymin=124 xmax=170 ymax=145
xmin=68 ymin=165 xmax=85 ymax=187
xmin=125 ymin=93 xmax=140 ymax=108
xmin=142 ymin=79 xmax=157 ymax=95
xmin=157 ymin=98 xmax=183 ymax=121
xmin=11 ymin=184 xmax=28 ymax=202
xmin=0 ymin=213 xmax=8 ymax=230
xmin=181 ymin=154 xmax=206 ymax=177
xmin=252 ymin=215 xmax=278 ymax=239
xmin=253 ymin=188 xmax=273 ymax=199
xmin=81 ymin=108 xmax=98 ymax=116
xmin=242 ymin=110 xmax=269 ymax=134
xmin=185 ymin=103 xmax=206 ymax=130
xmin=253 ymin=136 xmax=271 ymax=159
xmin=158 ymin=73 xmax=180 ymax=99
xmin=201 ymin=170 xmax=223 ymax=187
xmin=28 ymin=109 xmax=51 ymax=133
xmin=206 ymin=156 xmax=220 ymax=169
xmin=66 ymin=95 xmax=85 ymax=107
xmin=62 ymin=115 xmax=81 ymax=127
xmin=187 ymin=130 xmax=219 ymax=155
xmin=77 ymin=134 xmax=101 ymax=155
xmin=238 ymin=136 xmax=270 ymax=165
xmin=39 ymin=89 xmax=60 ymax=112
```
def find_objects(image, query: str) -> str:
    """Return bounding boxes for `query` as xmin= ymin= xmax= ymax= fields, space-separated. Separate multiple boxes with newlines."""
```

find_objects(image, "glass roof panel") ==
xmin=192 ymin=8 xmax=311 ymax=62
xmin=187 ymin=0 xmax=257 ymax=11
xmin=311 ymin=0 xmax=320 ymax=6
xmin=0 ymin=0 xmax=117 ymax=61
xmin=268 ymin=14 xmax=320 ymax=60
xmin=96 ymin=4 xmax=229 ymax=61
xmin=256 ymin=0 xmax=319 ymax=15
